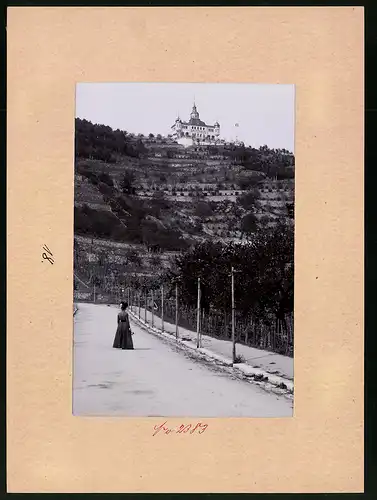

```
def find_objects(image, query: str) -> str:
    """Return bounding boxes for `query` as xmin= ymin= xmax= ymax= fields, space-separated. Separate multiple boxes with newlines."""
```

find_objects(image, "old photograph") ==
xmin=73 ymin=83 xmax=295 ymax=417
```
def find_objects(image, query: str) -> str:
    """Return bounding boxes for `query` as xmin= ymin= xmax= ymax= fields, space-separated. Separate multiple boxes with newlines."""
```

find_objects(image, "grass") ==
xmin=233 ymin=354 xmax=246 ymax=364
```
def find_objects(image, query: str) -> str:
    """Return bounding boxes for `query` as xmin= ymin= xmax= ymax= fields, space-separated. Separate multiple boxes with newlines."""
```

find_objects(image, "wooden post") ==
xmin=138 ymin=293 xmax=141 ymax=319
xmin=231 ymin=266 xmax=236 ymax=363
xmin=151 ymin=289 xmax=154 ymax=328
xmin=144 ymin=290 xmax=147 ymax=323
xmin=175 ymin=282 xmax=179 ymax=339
xmin=161 ymin=285 xmax=164 ymax=333
xmin=196 ymin=277 xmax=201 ymax=348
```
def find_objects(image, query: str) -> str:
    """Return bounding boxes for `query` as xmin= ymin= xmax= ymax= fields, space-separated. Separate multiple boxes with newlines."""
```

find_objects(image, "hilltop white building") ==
xmin=171 ymin=103 xmax=221 ymax=146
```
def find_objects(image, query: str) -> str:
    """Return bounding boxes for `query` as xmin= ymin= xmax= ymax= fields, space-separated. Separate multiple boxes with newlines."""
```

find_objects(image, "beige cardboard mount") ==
xmin=7 ymin=7 xmax=364 ymax=493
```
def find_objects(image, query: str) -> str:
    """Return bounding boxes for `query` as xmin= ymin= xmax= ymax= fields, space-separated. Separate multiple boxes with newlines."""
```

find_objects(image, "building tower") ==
xmin=190 ymin=102 xmax=200 ymax=121
xmin=171 ymin=102 xmax=221 ymax=146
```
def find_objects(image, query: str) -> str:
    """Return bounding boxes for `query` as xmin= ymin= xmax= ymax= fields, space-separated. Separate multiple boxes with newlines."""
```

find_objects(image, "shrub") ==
xmin=150 ymin=255 xmax=161 ymax=268
xmin=98 ymin=171 xmax=114 ymax=186
xmin=97 ymin=182 xmax=113 ymax=198
xmin=74 ymin=205 xmax=129 ymax=242
xmin=126 ymin=249 xmax=142 ymax=267
xmin=110 ymin=224 xmax=129 ymax=241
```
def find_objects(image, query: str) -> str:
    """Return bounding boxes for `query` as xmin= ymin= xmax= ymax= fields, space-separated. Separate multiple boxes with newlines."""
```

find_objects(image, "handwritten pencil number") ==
xmin=152 ymin=421 xmax=208 ymax=436
xmin=41 ymin=244 xmax=54 ymax=265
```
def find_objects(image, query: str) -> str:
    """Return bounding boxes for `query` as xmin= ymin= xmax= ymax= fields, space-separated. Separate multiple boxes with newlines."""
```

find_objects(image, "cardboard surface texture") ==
xmin=7 ymin=6 xmax=364 ymax=493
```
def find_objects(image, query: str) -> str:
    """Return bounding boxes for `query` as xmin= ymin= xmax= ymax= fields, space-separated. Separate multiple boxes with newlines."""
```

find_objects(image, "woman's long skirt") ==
xmin=113 ymin=322 xmax=134 ymax=350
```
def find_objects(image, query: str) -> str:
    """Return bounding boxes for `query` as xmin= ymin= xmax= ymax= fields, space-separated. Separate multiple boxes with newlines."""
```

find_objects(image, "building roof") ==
xmin=177 ymin=119 xmax=219 ymax=128
xmin=188 ymin=118 xmax=207 ymax=126
xmin=172 ymin=105 xmax=220 ymax=128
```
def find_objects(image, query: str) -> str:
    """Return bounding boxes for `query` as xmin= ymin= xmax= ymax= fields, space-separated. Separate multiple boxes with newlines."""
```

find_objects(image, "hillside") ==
xmin=74 ymin=118 xmax=294 ymax=295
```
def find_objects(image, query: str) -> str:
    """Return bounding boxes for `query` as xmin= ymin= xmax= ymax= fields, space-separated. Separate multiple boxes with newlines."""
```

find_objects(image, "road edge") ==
xmin=129 ymin=309 xmax=293 ymax=396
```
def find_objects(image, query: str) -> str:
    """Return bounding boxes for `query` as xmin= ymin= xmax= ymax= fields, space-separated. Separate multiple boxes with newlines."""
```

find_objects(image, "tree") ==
xmin=151 ymin=191 xmax=171 ymax=211
xmin=241 ymin=213 xmax=258 ymax=234
xmin=238 ymin=175 xmax=261 ymax=190
xmin=166 ymin=222 xmax=294 ymax=323
xmin=194 ymin=201 xmax=213 ymax=219
xmin=237 ymin=189 xmax=260 ymax=210
xmin=125 ymin=248 xmax=142 ymax=267
xmin=286 ymin=202 xmax=294 ymax=219
xmin=121 ymin=170 xmax=136 ymax=195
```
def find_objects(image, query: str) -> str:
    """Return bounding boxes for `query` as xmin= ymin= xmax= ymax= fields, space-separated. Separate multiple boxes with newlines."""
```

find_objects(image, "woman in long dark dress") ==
xmin=113 ymin=302 xmax=134 ymax=350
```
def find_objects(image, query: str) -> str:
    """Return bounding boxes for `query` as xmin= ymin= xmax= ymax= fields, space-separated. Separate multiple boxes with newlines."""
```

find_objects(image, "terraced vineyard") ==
xmin=74 ymin=118 xmax=294 ymax=300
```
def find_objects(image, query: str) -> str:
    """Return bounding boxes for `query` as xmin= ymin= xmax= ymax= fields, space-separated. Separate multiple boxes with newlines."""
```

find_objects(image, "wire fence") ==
xmin=74 ymin=282 xmax=293 ymax=357
xmin=154 ymin=295 xmax=293 ymax=357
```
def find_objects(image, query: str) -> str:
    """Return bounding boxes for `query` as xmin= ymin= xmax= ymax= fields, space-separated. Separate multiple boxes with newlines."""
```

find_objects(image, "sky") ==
xmin=76 ymin=83 xmax=295 ymax=152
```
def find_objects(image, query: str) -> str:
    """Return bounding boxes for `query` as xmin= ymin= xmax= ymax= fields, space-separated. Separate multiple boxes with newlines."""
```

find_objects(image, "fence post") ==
xmin=289 ymin=314 xmax=293 ymax=355
xmin=231 ymin=266 xmax=236 ymax=363
xmin=93 ymin=283 xmax=96 ymax=304
xmin=151 ymin=289 xmax=154 ymax=328
xmin=175 ymin=282 xmax=179 ymax=339
xmin=144 ymin=290 xmax=147 ymax=323
xmin=274 ymin=318 xmax=278 ymax=351
xmin=138 ymin=292 xmax=141 ymax=319
xmin=196 ymin=277 xmax=201 ymax=348
xmin=161 ymin=285 xmax=164 ymax=333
